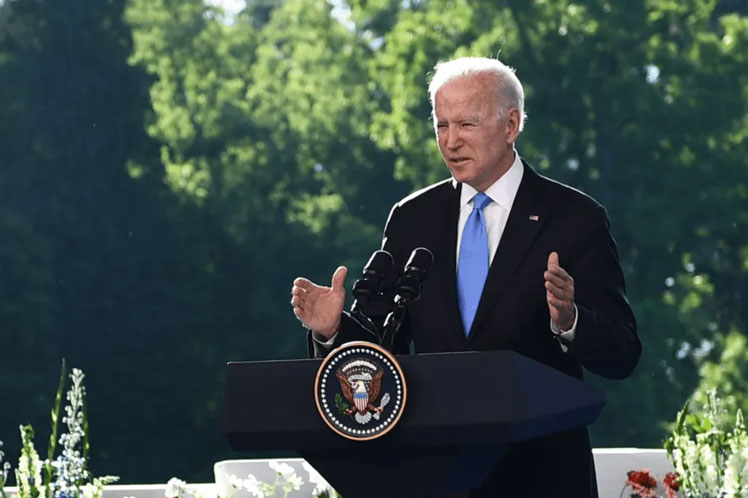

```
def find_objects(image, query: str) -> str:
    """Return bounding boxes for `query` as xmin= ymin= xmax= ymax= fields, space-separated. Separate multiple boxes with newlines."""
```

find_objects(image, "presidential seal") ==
xmin=314 ymin=341 xmax=407 ymax=441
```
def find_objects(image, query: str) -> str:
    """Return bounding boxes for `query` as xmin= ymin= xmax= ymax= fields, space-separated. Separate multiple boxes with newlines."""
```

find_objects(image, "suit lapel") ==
xmin=441 ymin=182 xmax=467 ymax=341
xmin=468 ymin=163 xmax=549 ymax=338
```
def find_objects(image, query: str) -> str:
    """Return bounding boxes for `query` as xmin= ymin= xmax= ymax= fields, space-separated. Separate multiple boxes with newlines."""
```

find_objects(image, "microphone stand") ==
xmin=381 ymin=298 xmax=408 ymax=352
xmin=350 ymin=283 xmax=381 ymax=339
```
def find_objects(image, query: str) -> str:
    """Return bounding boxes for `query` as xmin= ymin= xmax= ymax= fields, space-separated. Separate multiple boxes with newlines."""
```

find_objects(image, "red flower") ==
xmin=626 ymin=470 xmax=659 ymax=498
xmin=627 ymin=470 xmax=658 ymax=489
xmin=663 ymin=472 xmax=680 ymax=491
xmin=662 ymin=472 xmax=681 ymax=497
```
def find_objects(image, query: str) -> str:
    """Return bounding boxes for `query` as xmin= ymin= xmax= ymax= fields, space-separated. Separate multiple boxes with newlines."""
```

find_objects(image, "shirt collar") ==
xmin=457 ymin=150 xmax=524 ymax=211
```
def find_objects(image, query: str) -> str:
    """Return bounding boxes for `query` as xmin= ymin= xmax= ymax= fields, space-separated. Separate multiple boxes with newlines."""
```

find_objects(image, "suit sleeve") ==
xmin=565 ymin=205 xmax=641 ymax=379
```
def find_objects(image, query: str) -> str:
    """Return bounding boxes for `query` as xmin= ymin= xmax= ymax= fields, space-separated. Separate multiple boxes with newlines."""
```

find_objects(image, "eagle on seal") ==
xmin=336 ymin=369 xmax=384 ymax=421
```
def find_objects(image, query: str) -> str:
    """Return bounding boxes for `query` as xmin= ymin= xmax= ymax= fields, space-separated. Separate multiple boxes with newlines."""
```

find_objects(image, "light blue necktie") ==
xmin=457 ymin=192 xmax=492 ymax=336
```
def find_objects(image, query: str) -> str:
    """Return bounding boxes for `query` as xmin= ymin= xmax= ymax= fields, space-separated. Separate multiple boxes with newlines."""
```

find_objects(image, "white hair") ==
xmin=428 ymin=57 xmax=527 ymax=132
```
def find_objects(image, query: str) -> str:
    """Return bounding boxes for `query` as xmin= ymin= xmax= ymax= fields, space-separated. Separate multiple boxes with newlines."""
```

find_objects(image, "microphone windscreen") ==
xmin=363 ymin=250 xmax=394 ymax=276
xmin=405 ymin=247 xmax=434 ymax=273
xmin=351 ymin=250 xmax=395 ymax=316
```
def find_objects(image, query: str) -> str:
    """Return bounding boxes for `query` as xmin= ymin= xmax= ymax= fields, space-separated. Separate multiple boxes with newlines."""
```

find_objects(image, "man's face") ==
xmin=433 ymin=75 xmax=519 ymax=192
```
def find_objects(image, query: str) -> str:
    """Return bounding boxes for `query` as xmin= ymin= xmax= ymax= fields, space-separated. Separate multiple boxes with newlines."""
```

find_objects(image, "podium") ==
xmin=221 ymin=350 xmax=605 ymax=497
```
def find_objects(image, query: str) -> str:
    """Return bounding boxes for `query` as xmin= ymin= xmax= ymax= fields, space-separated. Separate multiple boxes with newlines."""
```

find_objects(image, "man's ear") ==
xmin=505 ymin=108 xmax=521 ymax=144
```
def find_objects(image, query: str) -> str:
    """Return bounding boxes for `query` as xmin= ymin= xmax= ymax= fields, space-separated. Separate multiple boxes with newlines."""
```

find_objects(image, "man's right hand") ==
xmin=291 ymin=266 xmax=347 ymax=340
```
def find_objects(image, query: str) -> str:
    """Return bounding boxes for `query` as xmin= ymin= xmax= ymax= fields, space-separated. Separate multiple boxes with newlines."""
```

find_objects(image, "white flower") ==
xmin=723 ymin=452 xmax=746 ymax=497
xmin=228 ymin=473 xmax=243 ymax=489
xmin=678 ymin=439 xmax=702 ymax=489
xmin=740 ymin=445 xmax=748 ymax=487
xmin=286 ymin=473 xmax=303 ymax=491
xmin=80 ymin=482 xmax=98 ymax=498
xmin=228 ymin=472 xmax=266 ymax=498
xmin=241 ymin=474 xmax=264 ymax=498
xmin=268 ymin=461 xmax=295 ymax=477
xmin=165 ymin=477 xmax=188 ymax=498
xmin=699 ymin=444 xmax=720 ymax=492
xmin=17 ymin=425 xmax=43 ymax=497
xmin=1 ymin=462 xmax=9 ymax=486
xmin=54 ymin=369 xmax=89 ymax=496
xmin=17 ymin=447 xmax=43 ymax=483
xmin=303 ymin=461 xmax=334 ymax=496
xmin=0 ymin=440 xmax=8 ymax=484
xmin=18 ymin=458 xmax=43 ymax=489
xmin=268 ymin=461 xmax=304 ymax=495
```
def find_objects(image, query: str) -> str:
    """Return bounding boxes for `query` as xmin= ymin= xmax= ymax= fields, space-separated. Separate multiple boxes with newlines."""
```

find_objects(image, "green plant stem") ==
xmin=45 ymin=359 xmax=67 ymax=497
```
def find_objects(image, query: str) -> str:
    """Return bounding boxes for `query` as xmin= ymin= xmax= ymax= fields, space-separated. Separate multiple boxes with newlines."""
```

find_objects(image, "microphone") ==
xmin=351 ymin=250 xmax=395 ymax=314
xmin=392 ymin=247 xmax=434 ymax=307
xmin=381 ymin=247 xmax=434 ymax=351
xmin=350 ymin=250 xmax=395 ymax=340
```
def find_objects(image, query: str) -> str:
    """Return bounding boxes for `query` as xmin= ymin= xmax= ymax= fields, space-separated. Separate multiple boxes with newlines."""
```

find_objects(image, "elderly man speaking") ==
xmin=291 ymin=57 xmax=641 ymax=498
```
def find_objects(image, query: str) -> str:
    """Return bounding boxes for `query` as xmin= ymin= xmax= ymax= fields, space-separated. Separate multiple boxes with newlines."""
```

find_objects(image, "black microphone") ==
xmin=392 ymin=247 xmax=434 ymax=307
xmin=381 ymin=247 xmax=434 ymax=351
xmin=351 ymin=250 xmax=395 ymax=314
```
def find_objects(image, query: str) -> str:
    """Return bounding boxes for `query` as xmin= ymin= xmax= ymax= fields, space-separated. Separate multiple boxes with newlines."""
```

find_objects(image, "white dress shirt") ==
xmin=455 ymin=151 xmax=524 ymax=266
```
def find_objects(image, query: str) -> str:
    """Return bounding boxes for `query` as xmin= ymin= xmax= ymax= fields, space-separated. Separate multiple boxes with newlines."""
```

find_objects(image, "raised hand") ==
xmin=544 ymin=252 xmax=576 ymax=331
xmin=291 ymin=266 xmax=347 ymax=339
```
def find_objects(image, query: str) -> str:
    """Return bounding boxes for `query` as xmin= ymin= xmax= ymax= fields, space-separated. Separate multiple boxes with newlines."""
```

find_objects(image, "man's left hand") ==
xmin=545 ymin=251 xmax=576 ymax=331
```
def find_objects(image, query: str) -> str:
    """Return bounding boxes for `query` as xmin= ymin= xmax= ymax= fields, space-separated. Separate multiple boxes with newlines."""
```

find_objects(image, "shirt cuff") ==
xmin=312 ymin=331 xmax=338 ymax=347
xmin=550 ymin=304 xmax=578 ymax=352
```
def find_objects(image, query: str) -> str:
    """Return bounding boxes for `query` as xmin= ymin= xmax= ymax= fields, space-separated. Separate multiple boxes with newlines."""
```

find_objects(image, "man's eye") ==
xmin=461 ymin=122 xmax=475 ymax=127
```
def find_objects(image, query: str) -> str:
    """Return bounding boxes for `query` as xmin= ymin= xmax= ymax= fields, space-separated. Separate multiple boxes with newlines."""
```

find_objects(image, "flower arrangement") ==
xmin=227 ymin=461 xmax=304 ymax=498
xmin=164 ymin=460 xmax=338 ymax=498
xmin=620 ymin=469 xmax=680 ymax=498
xmin=0 ymin=362 xmax=118 ymax=498
xmin=164 ymin=477 xmax=190 ymax=498
xmin=1 ymin=441 xmax=11 ymax=498
xmin=664 ymin=389 xmax=748 ymax=497
xmin=1 ymin=363 xmax=342 ymax=498
xmin=623 ymin=389 xmax=748 ymax=498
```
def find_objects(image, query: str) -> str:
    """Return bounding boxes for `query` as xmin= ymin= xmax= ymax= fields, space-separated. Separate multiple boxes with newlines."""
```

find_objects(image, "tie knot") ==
xmin=472 ymin=192 xmax=492 ymax=212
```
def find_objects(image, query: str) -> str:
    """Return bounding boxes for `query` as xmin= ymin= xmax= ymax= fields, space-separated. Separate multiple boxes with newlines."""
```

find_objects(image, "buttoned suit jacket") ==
xmin=311 ymin=160 xmax=641 ymax=497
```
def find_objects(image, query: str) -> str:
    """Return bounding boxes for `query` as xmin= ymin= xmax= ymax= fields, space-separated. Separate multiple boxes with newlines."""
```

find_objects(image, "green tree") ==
xmin=124 ymin=0 xmax=409 ymax=479
xmin=691 ymin=330 xmax=748 ymax=422
xmin=0 ymin=0 xmax=216 ymax=482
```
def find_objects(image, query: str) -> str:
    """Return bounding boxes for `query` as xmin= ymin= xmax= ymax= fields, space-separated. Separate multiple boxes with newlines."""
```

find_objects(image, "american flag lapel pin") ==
xmin=529 ymin=215 xmax=539 ymax=221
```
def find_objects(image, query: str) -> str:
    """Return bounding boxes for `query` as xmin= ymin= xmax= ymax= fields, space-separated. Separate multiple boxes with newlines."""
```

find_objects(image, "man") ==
xmin=291 ymin=57 xmax=641 ymax=497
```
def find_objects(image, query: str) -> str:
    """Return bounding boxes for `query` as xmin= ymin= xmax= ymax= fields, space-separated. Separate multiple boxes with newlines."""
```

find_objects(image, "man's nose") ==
xmin=445 ymin=126 xmax=462 ymax=149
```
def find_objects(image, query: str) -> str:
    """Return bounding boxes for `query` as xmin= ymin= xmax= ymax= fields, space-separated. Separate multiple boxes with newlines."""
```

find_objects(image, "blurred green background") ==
xmin=1 ymin=0 xmax=747 ymax=484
